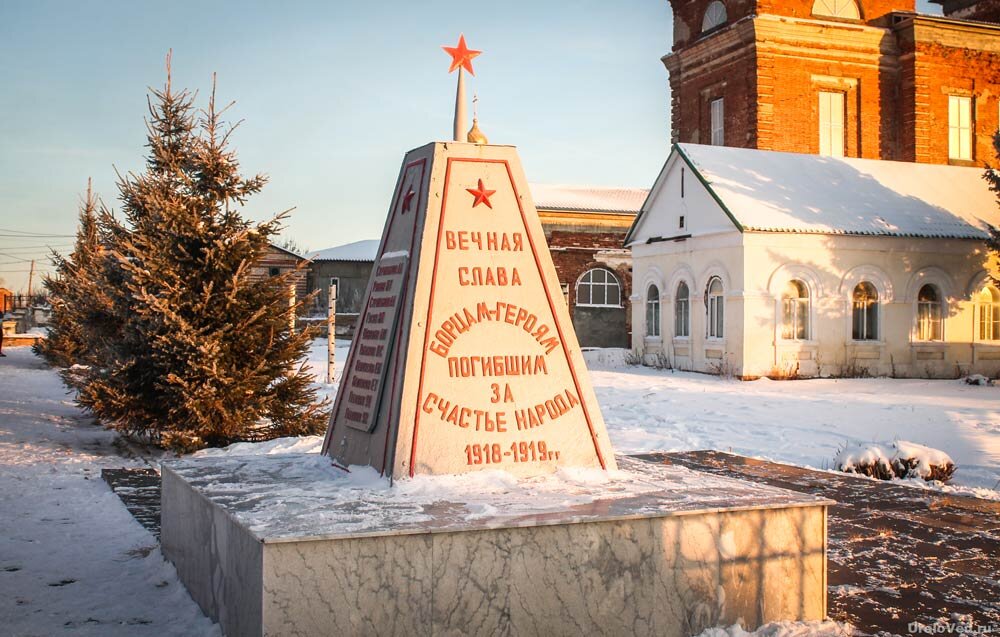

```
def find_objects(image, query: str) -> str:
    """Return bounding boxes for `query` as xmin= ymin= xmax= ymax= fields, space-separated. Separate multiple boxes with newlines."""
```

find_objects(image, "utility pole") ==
xmin=27 ymin=259 xmax=35 ymax=302
xmin=327 ymin=282 xmax=337 ymax=384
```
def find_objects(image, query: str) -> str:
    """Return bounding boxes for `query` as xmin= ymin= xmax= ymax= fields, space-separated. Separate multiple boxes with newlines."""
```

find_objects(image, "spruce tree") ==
xmin=36 ymin=180 xmax=114 ymax=372
xmin=77 ymin=59 xmax=328 ymax=451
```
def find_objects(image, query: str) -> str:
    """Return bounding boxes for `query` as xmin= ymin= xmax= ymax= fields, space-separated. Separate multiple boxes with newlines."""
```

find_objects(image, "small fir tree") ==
xmin=36 ymin=180 xmax=115 ymax=371
xmin=77 ymin=58 xmax=328 ymax=450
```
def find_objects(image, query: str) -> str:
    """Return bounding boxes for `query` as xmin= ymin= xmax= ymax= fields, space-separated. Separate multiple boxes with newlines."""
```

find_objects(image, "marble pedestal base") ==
xmin=161 ymin=454 xmax=830 ymax=637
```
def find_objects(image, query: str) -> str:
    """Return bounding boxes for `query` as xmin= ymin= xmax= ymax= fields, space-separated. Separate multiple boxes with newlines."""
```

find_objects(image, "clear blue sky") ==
xmin=0 ymin=0 xmax=938 ymax=292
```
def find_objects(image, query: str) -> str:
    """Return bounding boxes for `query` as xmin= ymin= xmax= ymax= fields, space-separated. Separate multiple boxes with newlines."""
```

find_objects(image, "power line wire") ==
xmin=0 ymin=248 xmax=71 ymax=255
xmin=0 ymin=231 xmax=76 ymax=239
xmin=0 ymin=227 xmax=76 ymax=237
xmin=0 ymin=243 xmax=74 ymax=249
xmin=0 ymin=256 xmax=56 ymax=264
xmin=0 ymin=254 xmax=32 ymax=263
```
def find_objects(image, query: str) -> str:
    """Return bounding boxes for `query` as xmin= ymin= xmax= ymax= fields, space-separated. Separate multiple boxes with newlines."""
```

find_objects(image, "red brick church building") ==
xmin=664 ymin=0 xmax=1000 ymax=164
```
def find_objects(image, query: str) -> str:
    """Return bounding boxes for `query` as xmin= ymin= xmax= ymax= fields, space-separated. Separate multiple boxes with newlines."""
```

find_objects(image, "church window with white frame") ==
xmin=916 ymin=284 xmax=943 ymax=341
xmin=710 ymin=98 xmax=724 ymax=146
xmin=948 ymin=95 xmax=972 ymax=161
xmin=576 ymin=268 xmax=621 ymax=307
xmin=852 ymin=282 xmax=879 ymax=341
xmin=781 ymin=280 xmax=810 ymax=340
xmin=706 ymin=277 xmax=724 ymax=339
xmin=646 ymin=285 xmax=661 ymax=337
xmin=818 ymin=91 xmax=845 ymax=157
xmin=675 ymin=281 xmax=690 ymax=337
xmin=811 ymin=0 xmax=860 ymax=19
xmin=979 ymin=285 xmax=1000 ymax=341
xmin=701 ymin=1 xmax=728 ymax=32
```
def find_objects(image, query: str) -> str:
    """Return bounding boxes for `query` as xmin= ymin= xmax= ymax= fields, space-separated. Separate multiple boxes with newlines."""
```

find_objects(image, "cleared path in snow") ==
xmin=0 ymin=347 xmax=218 ymax=636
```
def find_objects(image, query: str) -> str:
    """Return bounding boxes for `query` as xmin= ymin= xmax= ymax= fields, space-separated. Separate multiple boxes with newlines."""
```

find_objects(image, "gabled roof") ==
xmin=529 ymin=183 xmax=649 ymax=214
xmin=630 ymin=144 xmax=998 ymax=243
xmin=309 ymin=239 xmax=380 ymax=262
xmin=267 ymin=243 xmax=306 ymax=260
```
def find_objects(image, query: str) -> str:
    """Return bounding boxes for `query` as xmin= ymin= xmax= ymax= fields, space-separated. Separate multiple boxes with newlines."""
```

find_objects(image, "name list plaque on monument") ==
xmin=322 ymin=142 xmax=617 ymax=478
xmin=342 ymin=254 xmax=407 ymax=432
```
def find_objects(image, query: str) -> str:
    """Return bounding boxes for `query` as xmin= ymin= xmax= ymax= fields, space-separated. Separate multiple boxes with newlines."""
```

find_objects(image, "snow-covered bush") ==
xmin=835 ymin=440 xmax=955 ymax=482
xmin=890 ymin=441 xmax=956 ymax=482
xmin=834 ymin=444 xmax=895 ymax=480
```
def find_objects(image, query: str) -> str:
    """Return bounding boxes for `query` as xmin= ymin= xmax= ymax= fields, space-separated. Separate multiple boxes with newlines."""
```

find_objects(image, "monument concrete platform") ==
xmin=162 ymin=453 xmax=831 ymax=637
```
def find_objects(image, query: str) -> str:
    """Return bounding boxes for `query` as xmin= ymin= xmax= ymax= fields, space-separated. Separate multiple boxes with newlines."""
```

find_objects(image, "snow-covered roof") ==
xmin=309 ymin=239 xmax=380 ymax=262
xmin=669 ymin=144 xmax=998 ymax=239
xmin=529 ymin=183 xmax=649 ymax=214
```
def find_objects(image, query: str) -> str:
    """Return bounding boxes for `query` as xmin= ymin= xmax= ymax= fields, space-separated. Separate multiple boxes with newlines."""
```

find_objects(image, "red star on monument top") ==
xmin=466 ymin=179 xmax=496 ymax=209
xmin=442 ymin=34 xmax=481 ymax=75
xmin=401 ymin=188 xmax=416 ymax=213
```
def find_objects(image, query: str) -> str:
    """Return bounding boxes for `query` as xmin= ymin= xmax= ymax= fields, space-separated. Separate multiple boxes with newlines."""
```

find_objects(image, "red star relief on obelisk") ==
xmin=401 ymin=188 xmax=415 ymax=213
xmin=442 ymin=34 xmax=481 ymax=75
xmin=466 ymin=179 xmax=496 ymax=209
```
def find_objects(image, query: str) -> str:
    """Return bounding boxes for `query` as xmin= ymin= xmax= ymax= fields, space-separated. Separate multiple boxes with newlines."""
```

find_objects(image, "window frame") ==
xmin=948 ymin=95 xmax=973 ymax=162
xmin=646 ymin=284 xmax=661 ymax=338
xmin=575 ymin=268 xmax=622 ymax=308
xmin=851 ymin=281 xmax=879 ymax=341
xmin=978 ymin=286 xmax=1000 ymax=342
xmin=701 ymin=0 xmax=728 ymax=32
xmin=915 ymin=284 xmax=943 ymax=342
xmin=781 ymin=280 xmax=810 ymax=341
xmin=710 ymin=98 xmax=725 ymax=146
xmin=811 ymin=0 xmax=860 ymax=19
xmin=706 ymin=276 xmax=725 ymax=339
xmin=675 ymin=281 xmax=691 ymax=338
xmin=818 ymin=91 xmax=846 ymax=158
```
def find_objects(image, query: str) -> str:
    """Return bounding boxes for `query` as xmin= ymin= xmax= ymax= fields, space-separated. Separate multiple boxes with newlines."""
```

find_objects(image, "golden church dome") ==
xmin=467 ymin=118 xmax=488 ymax=145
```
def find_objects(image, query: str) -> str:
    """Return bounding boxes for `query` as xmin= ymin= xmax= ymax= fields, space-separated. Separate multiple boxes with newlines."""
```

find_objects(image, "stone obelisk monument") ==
xmin=321 ymin=36 xmax=617 ymax=478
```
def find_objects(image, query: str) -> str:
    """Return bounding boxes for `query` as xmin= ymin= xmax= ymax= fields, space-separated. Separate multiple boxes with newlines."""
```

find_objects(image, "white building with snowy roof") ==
xmin=626 ymin=143 xmax=1000 ymax=378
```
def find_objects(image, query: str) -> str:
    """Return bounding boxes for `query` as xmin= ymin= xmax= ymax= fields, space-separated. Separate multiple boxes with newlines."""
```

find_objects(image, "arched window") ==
xmin=782 ymin=280 xmax=809 ymax=340
xmin=646 ymin=285 xmax=661 ymax=337
xmin=706 ymin=277 xmax=724 ymax=339
xmin=576 ymin=268 xmax=621 ymax=307
xmin=916 ymin=284 xmax=942 ymax=341
xmin=852 ymin=282 xmax=879 ymax=341
xmin=702 ymin=1 xmax=728 ymax=31
xmin=978 ymin=286 xmax=1000 ymax=341
xmin=675 ymin=281 xmax=690 ymax=337
xmin=812 ymin=0 xmax=860 ymax=19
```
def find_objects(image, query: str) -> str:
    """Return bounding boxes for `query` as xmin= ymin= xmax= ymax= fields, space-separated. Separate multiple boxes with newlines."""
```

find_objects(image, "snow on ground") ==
xmin=0 ymin=347 xmax=219 ymax=636
xmin=223 ymin=342 xmax=1000 ymax=498
xmin=2 ymin=339 xmax=999 ymax=635
xmin=220 ymin=342 xmax=1000 ymax=499
xmin=584 ymin=350 xmax=1000 ymax=498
